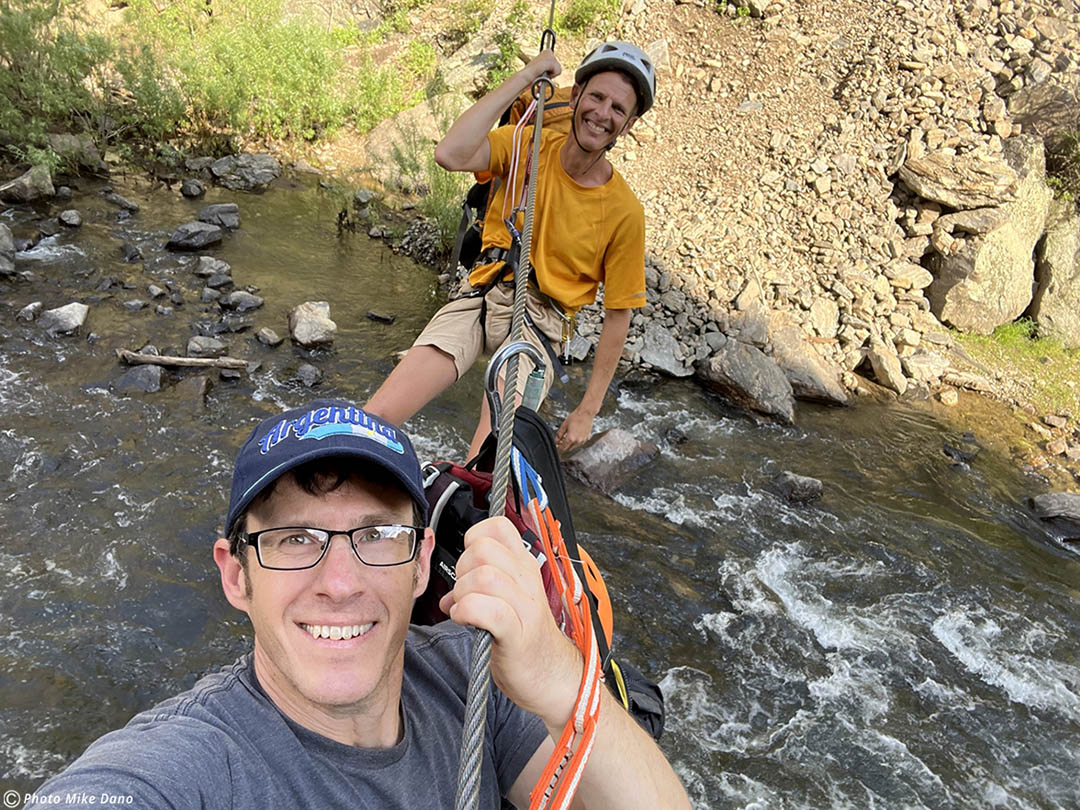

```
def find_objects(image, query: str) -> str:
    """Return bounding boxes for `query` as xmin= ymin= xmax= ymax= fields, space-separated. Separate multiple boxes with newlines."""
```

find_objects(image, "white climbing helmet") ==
xmin=574 ymin=41 xmax=656 ymax=115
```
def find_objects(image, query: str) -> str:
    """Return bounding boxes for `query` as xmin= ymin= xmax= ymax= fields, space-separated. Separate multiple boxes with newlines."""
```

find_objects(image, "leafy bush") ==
xmin=1046 ymin=129 xmax=1080 ymax=205
xmin=557 ymin=0 xmax=620 ymax=36
xmin=389 ymin=96 xmax=470 ymax=253
xmin=0 ymin=0 xmax=111 ymax=160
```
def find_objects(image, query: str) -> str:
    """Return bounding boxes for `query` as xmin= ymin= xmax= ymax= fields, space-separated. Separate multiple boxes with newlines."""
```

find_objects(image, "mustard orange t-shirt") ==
xmin=469 ymin=126 xmax=646 ymax=313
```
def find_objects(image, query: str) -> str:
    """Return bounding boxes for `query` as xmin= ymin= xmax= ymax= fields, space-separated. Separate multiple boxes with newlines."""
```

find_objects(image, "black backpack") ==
xmin=411 ymin=408 xmax=664 ymax=739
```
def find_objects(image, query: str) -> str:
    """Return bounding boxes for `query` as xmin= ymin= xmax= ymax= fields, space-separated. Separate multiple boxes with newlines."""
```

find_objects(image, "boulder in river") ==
xmin=694 ymin=340 xmax=795 ymax=424
xmin=210 ymin=153 xmax=281 ymax=192
xmin=194 ymin=256 xmax=231 ymax=278
xmin=101 ymin=190 xmax=140 ymax=212
xmin=256 ymin=327 xmax=284 ymax=347
xmin=0 ymin=223 xmax=15 ymax=277
xmin=563 ymin=428 xmax=659 ymax=496
xmin=187 ymin=335 xmax=227 ymax=357
xmin=1028 ymin=492 xmax=1080 ymax=541
xmin=288 ymin=301 xmax=337 ymax=347
xmin=219 ymin=290 xmax=263 ymax=312
xmin=38 ymin=302 xmax=88 ymax=335
xmin=640 ymin=322 xmax=693 ymax=378
xmin=175 ymin=374 xmax=212 ymax=408
xmin=17 ymin=301 xmax=42 ymax=321
xmin=58 ymin=210 xmax=82 ymax=228
xmin=199 ymin=203 xmax=240 ymax=230
xmin=167 ymin=221 xmax=223 ymax=251
xmin=0 ymin=165 xmax=54 ymax=202
xmin=181 ymin=179 xmax=206 ymax=198
xmin=771 ymin=471 xmax=823 ymax=504
xmin=113 ymin=364 xmax=163 ymax=394
xmin=867 ymin=340 xmax=907 ymax=395
xmin=296 ymin=363 xmax=322 ymax=387
xmin=769 ymin=318 xmax=849 ymax=405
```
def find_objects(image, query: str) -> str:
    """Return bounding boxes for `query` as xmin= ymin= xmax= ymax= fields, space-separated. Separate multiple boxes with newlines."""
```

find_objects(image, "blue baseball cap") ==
xmin=225 ymin=399 xmax=428 ymax=533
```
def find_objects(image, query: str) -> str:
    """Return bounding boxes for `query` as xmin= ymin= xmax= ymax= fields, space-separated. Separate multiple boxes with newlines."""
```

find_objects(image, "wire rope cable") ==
xmin=454 ymin=71 xmax=555 ymax=810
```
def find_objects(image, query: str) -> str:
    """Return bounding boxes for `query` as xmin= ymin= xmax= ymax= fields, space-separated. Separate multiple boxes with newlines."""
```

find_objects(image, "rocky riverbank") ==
xmin=3 ymin=0 xmax=1080 ymax=489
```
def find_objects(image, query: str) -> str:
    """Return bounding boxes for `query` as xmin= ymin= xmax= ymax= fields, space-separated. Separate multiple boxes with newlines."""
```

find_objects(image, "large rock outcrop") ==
xmin=0 ymin=223 xmax=15 ymax=277
xmin=1030 ymin=198 xmax=1080 ymax=348
xmin=923 ymin=137 xmax=1053 ymax=334
xmin=769 ymin=318 xmax=848 ymax=406
xmin=0 ymin=165 xmax=54 ymax=202
xmin=210 ymin=154 xmax=281 ymax=192
xmin=694 ymin=340 xmax=795 ymax=424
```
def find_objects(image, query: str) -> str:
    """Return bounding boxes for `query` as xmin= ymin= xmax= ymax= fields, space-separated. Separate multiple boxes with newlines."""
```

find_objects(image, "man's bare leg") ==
xmin=467 ymin=392 xmax=494 ymax=460
xmin=364 ymin=345 xmax=459 ymax=426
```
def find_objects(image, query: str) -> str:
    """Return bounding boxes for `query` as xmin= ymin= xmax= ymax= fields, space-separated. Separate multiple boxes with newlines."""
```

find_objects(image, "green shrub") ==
xmin=1046 ymin=129 xmax=1080 ymax=206
xmin=0 ymin=0 xmax=112 ymax=160
xmin=557 ymin=0 xmax=620 ymax=36
xmin=389 ymin=96 xmax=470 ymax=253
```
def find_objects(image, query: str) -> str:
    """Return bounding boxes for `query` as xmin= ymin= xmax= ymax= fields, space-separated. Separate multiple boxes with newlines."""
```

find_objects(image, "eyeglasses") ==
xmin=240 ymin=525 xmax=422 ymax=570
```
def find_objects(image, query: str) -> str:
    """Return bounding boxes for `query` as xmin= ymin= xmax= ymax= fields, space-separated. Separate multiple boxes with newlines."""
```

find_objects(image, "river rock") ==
xmin=900 ymin=350 xmax=950 ymax=384
xmin=771 ymin=471 xmax=823 ymax=503
xmin=37 ymin=219 xmax=62 ymax=238
xmin=199 ymin=203 xmax=240 ymax=230
xmin=181 ymin=179 xmax=206 ymax=198
xmin=898 ymin=149 xmax=1018 ymax=209
xmin=175 ymin=374 xmax=212 ymax=407
xmin=206 ymin=273 xmax=234 ymax=290
xmin=219 ymin=290 xmax=263 ymax=312
xmin=0 ymin=223 xmax=14 ymax=277
xmin=16 ymin=301 xmax=42 ymax=322
xmin=123 ymin=299 xmax=148 ymax=312
xmin=288 ymin=301 xmax=337 ymax=347
xmin=167 ymin=221 xmax=223 ymax=250
xmin=0 ymin=165 xmax=54 ymax=202
xmin=640 ymin=322 xmax=692 ymax=377
xmin=867 ymin=340 xmax=907 ymax=395
xmin=769 ymin=319 xmax=848 ymax=405
xmin=47 ymin=133 xmax=107 ymax=172
xmin=113 ymin=364 xmax=162 ymax=394
xmin=201 ymin=287 xmax=221 ymax=303
xmin=187 ymin=335 xmax=227 ymax=357
xmin=58 ymin=210 xmax=82 ymax=227
xmin=296 ymin=363 xmax=322 ymax=387
xmin=563 ymin=428 xmax=659 ymax=496
xmin=210 ymin=153 xmax=281 ymax=192
xmin=1029 ymin=199 xmax=1080 ymax=348
xmin=256 ymin=327 xmax=284 ymax=347
xmin=195 ymin=256 xmax=231 ymax=278
xmin=1028 ymin=492 xmax=1080 ymax=540
xmin=39 ymin=302 xmax=88 ymax=335
xmin=695 ymin=340 xmax=796 ymax=424
xmin=101 ymin=190 xmax=140 ymax=212
xmin=926 ymin=137 xmax=1052 ymax=335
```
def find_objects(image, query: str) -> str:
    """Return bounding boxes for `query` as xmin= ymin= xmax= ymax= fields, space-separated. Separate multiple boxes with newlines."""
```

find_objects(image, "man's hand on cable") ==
xmin=555 ymin=405 xmax=595 ymax=454
xmin=438 ymin=516 xmax=582 ymax=728
xmin=525 ymin=49 xmax=562 ymax=86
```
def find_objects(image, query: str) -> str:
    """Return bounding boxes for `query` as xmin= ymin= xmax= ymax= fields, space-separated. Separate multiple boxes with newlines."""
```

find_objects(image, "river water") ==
xmin=1 ymin=178 xmax=1078 ymax=808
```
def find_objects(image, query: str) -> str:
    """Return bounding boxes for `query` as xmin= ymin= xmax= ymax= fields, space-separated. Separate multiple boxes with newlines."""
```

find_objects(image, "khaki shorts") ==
xmin=413 ymin=283 xmax=566 ymax=399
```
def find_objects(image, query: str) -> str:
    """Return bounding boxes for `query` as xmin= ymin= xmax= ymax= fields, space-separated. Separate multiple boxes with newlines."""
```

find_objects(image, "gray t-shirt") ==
xmin=30 ymin=623 xmax=548 ymax=809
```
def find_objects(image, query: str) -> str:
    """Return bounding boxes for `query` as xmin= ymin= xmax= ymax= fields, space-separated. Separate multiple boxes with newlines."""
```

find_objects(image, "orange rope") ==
xmin=523 ymin=493 xmax=603 ymax=810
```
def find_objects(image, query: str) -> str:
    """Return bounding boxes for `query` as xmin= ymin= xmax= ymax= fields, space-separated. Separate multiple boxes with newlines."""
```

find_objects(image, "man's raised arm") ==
xmin=434 ymin=50 xmax=562 ymax=174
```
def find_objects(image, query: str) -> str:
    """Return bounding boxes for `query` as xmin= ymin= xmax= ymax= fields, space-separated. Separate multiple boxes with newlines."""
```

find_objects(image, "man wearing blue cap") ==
xmin=28 ymin=399 xmax=689 ymax=809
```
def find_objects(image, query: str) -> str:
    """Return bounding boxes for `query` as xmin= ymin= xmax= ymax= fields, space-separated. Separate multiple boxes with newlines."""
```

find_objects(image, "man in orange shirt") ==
xmin=366 ymin=43 xmax=655 ymax=457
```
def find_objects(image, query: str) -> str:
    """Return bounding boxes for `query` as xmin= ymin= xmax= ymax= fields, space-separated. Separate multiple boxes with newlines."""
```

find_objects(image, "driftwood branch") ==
xmin=115 ymin=349 xmax=248 ymax=370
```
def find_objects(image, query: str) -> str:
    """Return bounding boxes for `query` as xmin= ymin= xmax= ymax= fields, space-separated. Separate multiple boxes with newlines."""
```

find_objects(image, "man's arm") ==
xmin=554 ymin=307 xmax=632 ymax=453
xmin=440 ymin=517 xmax=691 ymax=810
xmin=434 ymin=50 xmax=561 ymax=174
